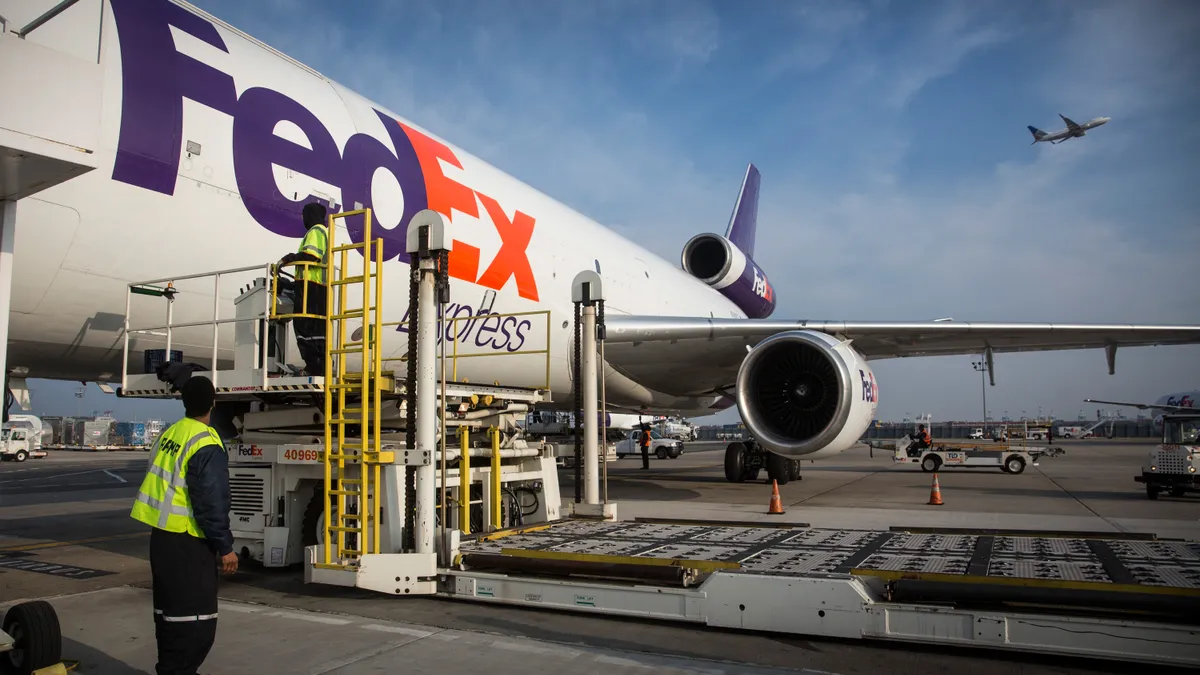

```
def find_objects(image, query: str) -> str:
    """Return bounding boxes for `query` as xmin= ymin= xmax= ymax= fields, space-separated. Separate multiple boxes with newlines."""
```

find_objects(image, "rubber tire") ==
xmin=788 ymin=460 xmax=801 ymax=482
xmin=724 ymin=443 xmax=747 ymax=483
xmin=1005 ymin=456 xmax=1026 ymax=475
xmin=655 ymin=447 xmax=668 ymax=460
xmin=2 ymin=600 xmax=63 ymax=675
xmin=1170 ymin=487 xmax=1186 ymax=498
xmin=669 ymin=446 xmax=681 ymax=459
xmin=921 ymin=456 xmax=940 ymax=473
xmin=1146 ymin=484 xmax=1159 ymax=500
xmin=14 ymin=450 xmax=27 ymax=463
xmin=767 ymin=453 xmax=790 ymax=486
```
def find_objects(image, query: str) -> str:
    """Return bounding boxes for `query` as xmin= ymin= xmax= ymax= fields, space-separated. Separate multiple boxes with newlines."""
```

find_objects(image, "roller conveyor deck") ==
xmin=460 ymin=519 xmax=1200 ymax=592
xmin=445 ymin=518 xmax=1200 ymax=667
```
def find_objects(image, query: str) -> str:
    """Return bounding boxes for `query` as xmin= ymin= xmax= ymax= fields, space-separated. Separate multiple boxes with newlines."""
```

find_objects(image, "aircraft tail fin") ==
xmin=724 ymin=163 xmax=760 ymax=258
xmin=1027 ymin=126 xmax=1047 ymax=142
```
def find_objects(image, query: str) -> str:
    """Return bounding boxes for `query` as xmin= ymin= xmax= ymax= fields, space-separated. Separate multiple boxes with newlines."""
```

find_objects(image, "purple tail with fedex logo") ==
xmin=680 ymin=164 xmax=775 ymax=318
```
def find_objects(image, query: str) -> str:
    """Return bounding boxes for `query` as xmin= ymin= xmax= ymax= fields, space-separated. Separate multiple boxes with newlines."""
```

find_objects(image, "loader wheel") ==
xmin=2 ymin=600 xmax=63 ymax=675
xmin=724 ymin=443 xmax=747 ymax=483
xmin=1170 ymin=487 xmax=1186 ymax=498
xmin=1005 ymin=456 xmax=1026 ymax=475
xmin=13 ymin=450 xmax=27 ymax=463
xmin=1146 ymin=484 xmax=1159 ymax=500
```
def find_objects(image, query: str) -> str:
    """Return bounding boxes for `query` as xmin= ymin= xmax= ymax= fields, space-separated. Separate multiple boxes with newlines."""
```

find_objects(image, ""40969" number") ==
xmin=283 ymin=448 xmax=320 ymax=462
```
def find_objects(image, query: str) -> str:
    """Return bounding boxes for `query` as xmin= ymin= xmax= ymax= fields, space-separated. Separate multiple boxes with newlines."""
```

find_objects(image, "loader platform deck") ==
xmin=458 ymin=518 xmax=1200 ymax=594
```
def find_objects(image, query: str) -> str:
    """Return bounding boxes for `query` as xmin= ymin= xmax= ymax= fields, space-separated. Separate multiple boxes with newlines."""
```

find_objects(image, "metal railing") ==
xmin=122 ymin=262 xmax=279 ymax=391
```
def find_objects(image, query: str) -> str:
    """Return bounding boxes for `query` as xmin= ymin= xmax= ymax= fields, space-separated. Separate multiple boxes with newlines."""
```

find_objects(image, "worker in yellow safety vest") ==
xmin=130 ymin=376 xmax=235 ymax=675
xmin=276 ymin=202 xmax=330 ymax=376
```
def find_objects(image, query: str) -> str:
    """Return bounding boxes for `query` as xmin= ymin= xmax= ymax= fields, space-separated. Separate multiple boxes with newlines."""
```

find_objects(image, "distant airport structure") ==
xmin=1028 ymin=113 xmax=1111 ymax=144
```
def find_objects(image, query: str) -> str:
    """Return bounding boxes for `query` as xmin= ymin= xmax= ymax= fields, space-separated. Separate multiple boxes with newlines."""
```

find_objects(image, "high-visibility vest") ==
xmin=129 ymin=417 xmax=223 ymax=538
xmin=298 ymin=223 xmax=329 ymax=285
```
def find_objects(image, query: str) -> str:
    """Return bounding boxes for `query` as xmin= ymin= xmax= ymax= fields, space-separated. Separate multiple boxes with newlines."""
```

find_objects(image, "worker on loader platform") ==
xmin=276 ymin=202 xmax=329 ymax=376
xmin=129 ymin=376 xmax=236 ymax=675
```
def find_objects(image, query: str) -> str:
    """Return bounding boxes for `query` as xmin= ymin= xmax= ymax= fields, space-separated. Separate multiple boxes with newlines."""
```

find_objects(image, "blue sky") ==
xmin=17 ymin=0 xmax=1200 ymax=424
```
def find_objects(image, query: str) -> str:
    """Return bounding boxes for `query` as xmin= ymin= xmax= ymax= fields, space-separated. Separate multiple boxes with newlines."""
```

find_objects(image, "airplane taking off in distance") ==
xmin=1028 ymin=113 xmax=1112 ymax=144
xmin=1085 ymin=390 xmax=1199 ymax=432
xmin=0 ymin=0 xmax=1198 ymax=464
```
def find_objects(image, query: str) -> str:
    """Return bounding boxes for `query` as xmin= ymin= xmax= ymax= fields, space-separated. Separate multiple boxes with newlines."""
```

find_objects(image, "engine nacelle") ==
xmin=681 ymin=233 xmax=775 ymax=318
xmin=735 ymin=330 xmax=878 ymax=458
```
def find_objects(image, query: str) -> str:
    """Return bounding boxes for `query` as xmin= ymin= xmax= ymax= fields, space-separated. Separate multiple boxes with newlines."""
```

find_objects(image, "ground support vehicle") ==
xmin=615 ymin=429 xmax=683 ymax=460
xmin=1136 ymin=413 xmax=1200 ymax=499
xmin=112 ymin=211 xmax=1199 ymax=669
xmin=0 ymin=427 xmax=46 ymax=462
xmin=724 ymin=437 xmax=802 ymax=484
xmin=868 ymin=436 xmax=1063 ymax=474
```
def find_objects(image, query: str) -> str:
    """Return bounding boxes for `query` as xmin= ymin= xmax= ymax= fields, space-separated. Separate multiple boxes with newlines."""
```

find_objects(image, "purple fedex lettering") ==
xmin=233 ymin=88 xmax=344 ymax=237
xmin=109 ymin=0 xmax=429 ymax=258
xmin=109 ymin=0 xmax=237 ymax=195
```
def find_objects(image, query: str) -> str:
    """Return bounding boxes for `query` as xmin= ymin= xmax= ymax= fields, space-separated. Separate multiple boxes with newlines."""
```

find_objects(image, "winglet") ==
xmin=724 ymin=163 xmax=760 ymax=257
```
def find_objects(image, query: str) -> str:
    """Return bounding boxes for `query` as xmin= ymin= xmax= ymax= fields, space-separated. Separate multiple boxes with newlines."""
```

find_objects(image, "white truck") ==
xmin=614 ymin=429 xmax=683 ymax=459
xmin=0 ymin=425 xmax=47 ymax=462
xmin=1136 ymin=413 xmax=1200 ymax=500
xmin=868 ymin=425 xmax=1063 ymax=474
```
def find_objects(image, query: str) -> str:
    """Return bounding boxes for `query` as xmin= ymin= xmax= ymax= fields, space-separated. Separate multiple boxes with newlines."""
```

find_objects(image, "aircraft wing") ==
xmin=1082 ymin=398 xmax=1192 ymax=412
xmin=602 ymin=316 xmax=1200 ymax=397
xmin=1060 ymin=114 xmax=1081 ymax=131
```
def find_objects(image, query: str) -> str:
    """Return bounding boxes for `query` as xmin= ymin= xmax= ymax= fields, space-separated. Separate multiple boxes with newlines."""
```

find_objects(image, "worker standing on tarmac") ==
xmin=640 ymin=423 xmax=652 ymax=470
xmin=129 ymin=376 xmax=236 ymax=675
xmin=277 ymin=202 xmax=330 ymax=377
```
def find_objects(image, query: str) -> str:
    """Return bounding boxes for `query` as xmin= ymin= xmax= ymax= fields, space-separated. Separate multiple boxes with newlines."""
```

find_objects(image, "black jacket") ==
xmin=185 ymin=443 xmax=234 ymax=556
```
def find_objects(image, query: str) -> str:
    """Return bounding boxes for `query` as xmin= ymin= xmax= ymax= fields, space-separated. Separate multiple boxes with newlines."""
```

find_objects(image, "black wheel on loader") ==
xmin=1 ymin=600 xmax=63 ymax=675
xmin=724 ymin=442 xmax=747 ymax=483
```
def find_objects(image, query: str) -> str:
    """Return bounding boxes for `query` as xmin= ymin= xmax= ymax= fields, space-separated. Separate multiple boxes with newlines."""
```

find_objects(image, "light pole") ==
xmin=971 ymin=358 xmax=988 ymax=425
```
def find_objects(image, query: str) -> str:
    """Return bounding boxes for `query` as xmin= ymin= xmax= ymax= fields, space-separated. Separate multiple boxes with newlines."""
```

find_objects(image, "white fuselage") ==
xmin=4 ymin=0 xmax=746 ymax=416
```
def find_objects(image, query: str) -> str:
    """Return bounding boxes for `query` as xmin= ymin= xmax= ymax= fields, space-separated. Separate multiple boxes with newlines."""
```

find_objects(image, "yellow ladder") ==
xmin=318 ymin=208 xmax=389 ymax=569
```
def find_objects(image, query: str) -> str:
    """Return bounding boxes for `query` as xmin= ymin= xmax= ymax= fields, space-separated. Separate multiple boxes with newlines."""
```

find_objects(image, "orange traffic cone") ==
xmin=768 ymin=480 xmax=785 ymax=514
xmin=928 ymin=473 xmax=944 ymax=506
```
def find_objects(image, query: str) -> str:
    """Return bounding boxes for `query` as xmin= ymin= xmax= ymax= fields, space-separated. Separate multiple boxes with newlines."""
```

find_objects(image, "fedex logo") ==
xmin=1167 ymin=395 xmax=1194 ymax=407
xmin=859 ymin=369 xmax=878 ymax=403
xmin=752 ymin=269 xmax=773 ymax=302
xmin=107 ymin=0 xmax=538 ymax=301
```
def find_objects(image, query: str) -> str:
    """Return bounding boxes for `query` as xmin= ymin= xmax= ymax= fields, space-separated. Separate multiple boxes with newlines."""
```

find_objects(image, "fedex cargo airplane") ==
xmin=1085 ymin=390 xmax=1199 ymax=432
xmin=1 ymin=0 xmax=1198 ymax=461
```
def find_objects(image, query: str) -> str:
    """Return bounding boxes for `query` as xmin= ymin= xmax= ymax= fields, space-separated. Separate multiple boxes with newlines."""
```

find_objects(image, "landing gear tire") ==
xmin=724 ymin=443 xmax=747 ymax=483
xmin=767 ymin=453 xmax=791 ymax=486
xmin=1005 ymin=456 xmax=1026 ymax=475
xmin=2 ymin=600 xmax=63 ymax=675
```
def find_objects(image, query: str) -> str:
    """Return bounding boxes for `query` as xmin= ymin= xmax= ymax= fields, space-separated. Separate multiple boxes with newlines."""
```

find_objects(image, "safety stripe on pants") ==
xmin=155 ymin=609 xmax=218 ymax=622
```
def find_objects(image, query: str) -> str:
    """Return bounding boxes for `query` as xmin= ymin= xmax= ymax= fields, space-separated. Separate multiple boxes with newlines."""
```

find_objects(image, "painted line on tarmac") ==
xmin=0 ymin=531 xmax=149 ymax=553
xmin=0 ymin=468 xmax=105 ymax=484
xmin=103 ymin=469 xmax=128 ymax=483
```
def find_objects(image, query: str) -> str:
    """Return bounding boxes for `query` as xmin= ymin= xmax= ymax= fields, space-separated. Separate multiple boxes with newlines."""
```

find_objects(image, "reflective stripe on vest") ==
xmin=130 ymin=418 xmax=222 ymax=538
xmin=298 ymin=224 xmax=328 ymax=285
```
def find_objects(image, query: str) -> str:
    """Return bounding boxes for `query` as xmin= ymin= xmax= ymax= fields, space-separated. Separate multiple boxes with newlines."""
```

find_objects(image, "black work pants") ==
xmin=641 ymin=444 xmax=650 ymax=469
xmin=150 ymin=528 xmax=219 ymax=675
xmin=280 ymin=278 xmax=327 ymax=375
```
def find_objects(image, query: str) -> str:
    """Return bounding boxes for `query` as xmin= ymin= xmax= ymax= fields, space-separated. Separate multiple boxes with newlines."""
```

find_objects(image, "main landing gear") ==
xmin=724 ymin=438 xmax=801 ymax=484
